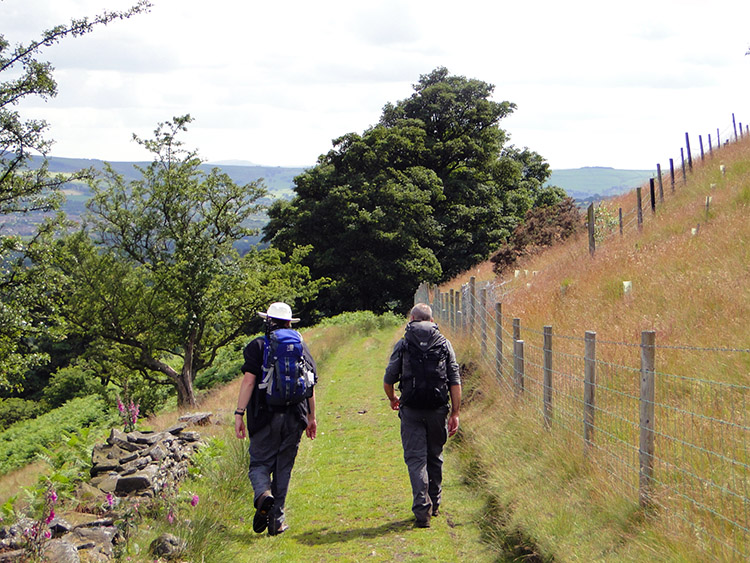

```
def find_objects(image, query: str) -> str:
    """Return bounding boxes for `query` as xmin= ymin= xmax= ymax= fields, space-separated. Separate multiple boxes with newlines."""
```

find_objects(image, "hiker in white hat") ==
xmin=235 ymin=302 xmax=317 ymax=536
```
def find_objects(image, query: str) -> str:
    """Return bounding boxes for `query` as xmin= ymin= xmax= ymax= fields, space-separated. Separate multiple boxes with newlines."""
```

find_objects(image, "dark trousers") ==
xmin=399 ymin=405 xmax=449 ymax=522
xmin=248 ymin=411 xmax=305 ymax=529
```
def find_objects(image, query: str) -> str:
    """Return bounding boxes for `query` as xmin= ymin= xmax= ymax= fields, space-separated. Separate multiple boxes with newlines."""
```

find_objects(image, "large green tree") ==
xmin=52 ymin=116 xmax=320 ymax=407
xmin=264 ymin=67 xmax=564 ymax=314
xmin=264 ymin=122 xmax=444 ymax=315
xmin=0 ymin=1 xmax=152 ymax=390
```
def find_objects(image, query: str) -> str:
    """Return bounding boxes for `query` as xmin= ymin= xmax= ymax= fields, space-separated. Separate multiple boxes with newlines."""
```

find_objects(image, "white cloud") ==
xmin=4 ymin=0 xmax=750 ymax=168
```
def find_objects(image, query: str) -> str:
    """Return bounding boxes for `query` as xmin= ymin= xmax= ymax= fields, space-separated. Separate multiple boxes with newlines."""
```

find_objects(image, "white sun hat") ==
xmin=257 ymin=302 xmax=300 ymax=323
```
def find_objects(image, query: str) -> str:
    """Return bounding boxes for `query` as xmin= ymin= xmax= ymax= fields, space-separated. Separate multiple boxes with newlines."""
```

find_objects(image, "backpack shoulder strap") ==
xmin=259 ymin=334 xmax=273 ymax=390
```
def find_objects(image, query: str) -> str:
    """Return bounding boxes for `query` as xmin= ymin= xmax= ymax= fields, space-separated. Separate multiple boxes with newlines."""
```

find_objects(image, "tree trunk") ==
xmin=175 ymin=371 xmax=196 ymax=408
xmin=177 ymin=329 xmax=198 ymax=408
xmin=139 ymin=348 xmax=196 ymax=408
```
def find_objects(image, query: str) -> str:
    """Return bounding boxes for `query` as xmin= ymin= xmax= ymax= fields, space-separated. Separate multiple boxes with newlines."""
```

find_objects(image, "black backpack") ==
xmin=399 ymin=322 xmax=449 ymax=409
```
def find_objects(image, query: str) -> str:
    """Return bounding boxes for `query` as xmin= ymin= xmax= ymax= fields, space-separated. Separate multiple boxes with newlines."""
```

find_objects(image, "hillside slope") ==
xmin=439 ymin=136 xmax=750 ymax=561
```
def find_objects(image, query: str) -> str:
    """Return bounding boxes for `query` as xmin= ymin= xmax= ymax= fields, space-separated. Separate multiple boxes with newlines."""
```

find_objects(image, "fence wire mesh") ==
xmin=422 ymin=280 xmax=749 ymax=560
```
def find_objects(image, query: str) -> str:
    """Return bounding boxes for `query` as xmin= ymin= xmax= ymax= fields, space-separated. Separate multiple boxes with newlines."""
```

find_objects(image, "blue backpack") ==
xmin=259 ymin=328 xmax=314 ymax=406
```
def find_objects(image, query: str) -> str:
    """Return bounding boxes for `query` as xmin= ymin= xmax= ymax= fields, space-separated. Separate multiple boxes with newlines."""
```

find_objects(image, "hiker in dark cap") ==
xmin=235 ymin=302 xmax=317 ymax=536
xmin=383 ymin=303 xmax=461 ymax=528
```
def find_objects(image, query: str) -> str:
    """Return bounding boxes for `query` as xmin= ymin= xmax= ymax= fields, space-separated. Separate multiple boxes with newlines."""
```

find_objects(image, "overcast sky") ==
xmin=4 ymin=0 xmax=750 ymax=170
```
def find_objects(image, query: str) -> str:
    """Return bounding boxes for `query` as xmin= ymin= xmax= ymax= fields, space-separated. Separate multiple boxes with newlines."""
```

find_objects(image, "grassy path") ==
xmin=220 ymin=324 xmax=493 ymax=562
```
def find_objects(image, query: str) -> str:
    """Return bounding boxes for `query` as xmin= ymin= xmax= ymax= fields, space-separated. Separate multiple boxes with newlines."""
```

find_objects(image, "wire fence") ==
xmin=415 ymin=279 xmax=749 ymax=561
xmin=413 ymin=115 xmax=750 ymax=559
xmin=586 ymin=114 xmax=750 ymax=254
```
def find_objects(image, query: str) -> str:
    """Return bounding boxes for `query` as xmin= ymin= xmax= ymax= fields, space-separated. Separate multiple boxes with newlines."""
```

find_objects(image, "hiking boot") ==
xmin=415 ymin=518 xmax=431 ymax=529
xmin=253 ymin=492 xmax=275 ymax=534
xmin=432 ymin=506 xmax=440 ymax=517
xmin=268 ymin=522 xmax=289 ymax=536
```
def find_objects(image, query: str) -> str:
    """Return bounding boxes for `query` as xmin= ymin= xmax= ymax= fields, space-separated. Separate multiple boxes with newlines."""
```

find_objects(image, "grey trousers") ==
xmin=248 ymin=410 xmax=305 ymax=529
xmin=399 ymin=405 xmax=449 ymax=522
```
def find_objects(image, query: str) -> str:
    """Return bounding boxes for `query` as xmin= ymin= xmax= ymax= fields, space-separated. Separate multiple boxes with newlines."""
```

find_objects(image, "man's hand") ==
xmin=306 ymin=418 xmax=317 ymax=440
xmin=384 ymin=383 xmax=399 ymax=411
xmin=235 ymin=415 xmax=247 ymax=440
xmin=448 ymin=413 xmax=459 ymax=437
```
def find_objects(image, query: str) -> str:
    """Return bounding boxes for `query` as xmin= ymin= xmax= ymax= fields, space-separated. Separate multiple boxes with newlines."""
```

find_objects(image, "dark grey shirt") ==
xmin=384 ymin=321 xmax=461 ymax=387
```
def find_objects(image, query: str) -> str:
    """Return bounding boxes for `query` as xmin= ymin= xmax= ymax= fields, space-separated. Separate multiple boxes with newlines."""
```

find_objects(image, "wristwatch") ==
xmin=234 ymin=409 xmax=245 ymax=416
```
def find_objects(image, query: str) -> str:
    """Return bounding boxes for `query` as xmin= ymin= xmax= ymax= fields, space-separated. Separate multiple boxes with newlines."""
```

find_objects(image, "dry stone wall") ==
xmin=0 ymin=412 xmax=212 ymax=562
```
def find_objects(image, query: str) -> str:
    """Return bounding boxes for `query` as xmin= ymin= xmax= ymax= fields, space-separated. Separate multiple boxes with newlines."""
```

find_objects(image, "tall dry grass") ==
xmin=438 ymin=136 xmax=750 ymax=561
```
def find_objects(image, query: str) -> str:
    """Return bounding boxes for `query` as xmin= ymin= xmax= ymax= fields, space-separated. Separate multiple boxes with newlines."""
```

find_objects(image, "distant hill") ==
xmin=39 ymin=157 xmax=651 ymax=204
xmin=5 ymin=157 xmax=653 ymax=237
xmin=7 ymin=156 xmax=308 ymax=246
xmin=33 ymin=155 xmax=307 ymax=199
xmin=547 ymin=166 xmax=654 ymax=203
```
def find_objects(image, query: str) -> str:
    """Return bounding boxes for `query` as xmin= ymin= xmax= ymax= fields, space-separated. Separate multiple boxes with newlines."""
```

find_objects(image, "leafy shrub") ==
xmin=318 ymin=311 xmax=404 ymax=333
xmin=0 ymin=395 xmax=114 ymax=475
xmin=110 ymin=382 xmax=171 ymax=419
xmin=594 ymin=204 xmax=619 ymax=242
xmin=195 ymin=339 xmax=245 ymax=390
xmin=42 ymin=365 xmax=107 ymax=409
xmin=492 ymin=197 xmax=583 ymax=274
xmin=0 ymin=398 xmax=46 ymax=431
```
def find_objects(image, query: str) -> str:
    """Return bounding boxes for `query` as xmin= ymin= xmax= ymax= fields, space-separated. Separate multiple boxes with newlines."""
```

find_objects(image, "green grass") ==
xmin=125 ymin=322 xmax=493 ymax=562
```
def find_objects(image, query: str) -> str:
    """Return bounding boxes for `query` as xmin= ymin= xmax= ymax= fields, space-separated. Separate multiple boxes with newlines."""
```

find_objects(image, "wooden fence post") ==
xmin=618 ymin=208 xmax=623 ymax=236
xmin=514 ymin=339 xmax=525 ymax=396
xmin=513 ymin=318 xmax=521 ymax=342
xmin=685 ymin=132 xmax=693 ymax=171
xmin=649 ymin=178 xmax=656 ymax=214
xmin=469 ymin=276 xmax=476 ymax=335
xmin=583 ymin=331 xmax=597 ymax=456
xmin=717 ymin=127 xmax=721 ymax=148
xmin=709 ymin=133 xmax=713 ymax=155
xmin=543 ymin=325 xmax=553 ymax=428
xmin=587 ymin=203 xmax=595 ymax=256
xmin=458 ymin=290 xmax=465 ymax=333
xmin=636 ymin=188 xmax=643 ymax=231
xmin=456 ymin=290 xmax=462 ymax=332
xmin=681 ymin=148 xmax=687 ymax=183
xmin=480 ymin=287 xmax=488 ymax=355
xmin=639 ymin=330 xmax=656 ymax=507
xmin=449 ymin=288 xmax=455 ymax=331
xmin=699 ymin=134 xmax=704 ymax=162
xmin=656 ymin=163 xmax=664 ymax=202
xmin=732 ymin=113 xmax=737 ymax=140
xmin=669 ymin=158 xmax=675 ymax=192
xmin=495 ymin=303 xmax=503 ymax=378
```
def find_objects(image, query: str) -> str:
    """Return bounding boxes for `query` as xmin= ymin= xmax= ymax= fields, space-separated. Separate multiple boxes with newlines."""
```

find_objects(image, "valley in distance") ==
xmin=5 ymin=156 xmax=654 ymax=239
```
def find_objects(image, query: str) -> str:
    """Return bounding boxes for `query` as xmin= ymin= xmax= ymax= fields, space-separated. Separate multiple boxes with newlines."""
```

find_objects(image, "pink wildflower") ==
xmin=44 ymin=530 xmax=51 ymax=539
xmin=117 ymin=398 xmax=125 ymax=413
xmin=48 ymin=490 xmax=57 ymax=504
xmin=190 ymin=495 xmax=199 ymax=507
xmin=45 ymin=509 xmax=55 ymax=525
xmin=167 ymin=511 xmax=174 ymax=524
xmin=106 ymin=493 xmax=114 ymax=507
